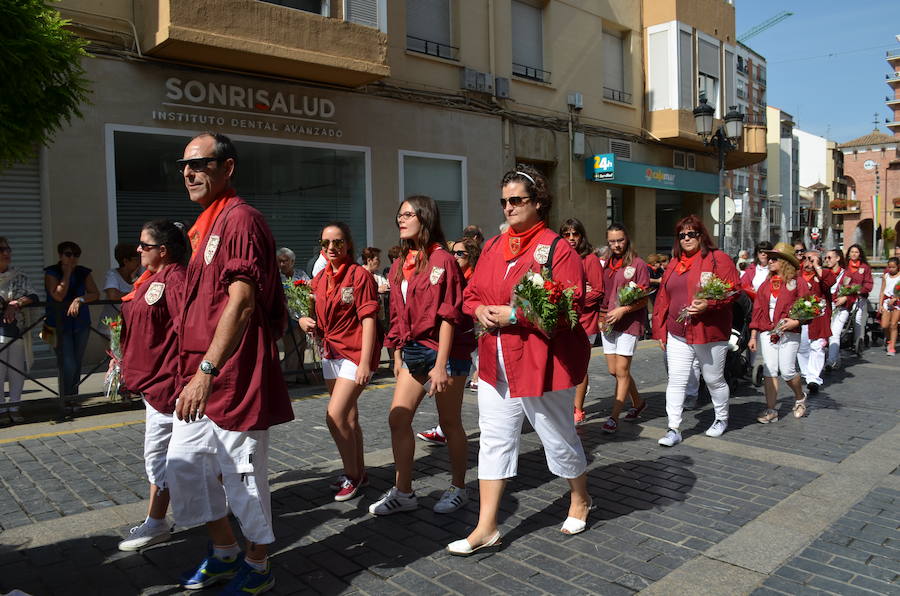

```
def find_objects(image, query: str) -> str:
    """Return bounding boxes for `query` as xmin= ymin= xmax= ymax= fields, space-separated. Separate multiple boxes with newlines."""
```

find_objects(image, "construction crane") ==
xmin=737 ymin=11 xmax=794 ymax=43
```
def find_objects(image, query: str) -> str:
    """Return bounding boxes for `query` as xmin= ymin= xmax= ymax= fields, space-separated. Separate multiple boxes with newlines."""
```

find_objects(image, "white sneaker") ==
xmin=433 ymin=486 xmax=468 ymax=514
xmin=118 ymin=519 xmax=172 ymax=551
xmin=705 ymin=419 xmax=727 ymax=437
xmin=368 ymin=487 xmax=418 ymax=515
xmin=658 ymin=429 xmax=682 ymax=447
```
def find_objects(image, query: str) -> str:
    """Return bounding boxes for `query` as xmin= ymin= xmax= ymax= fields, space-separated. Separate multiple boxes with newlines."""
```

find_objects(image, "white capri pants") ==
xmin=853 ymin=300 xmax=868 ymax=342
xmin=758 ymin=331 xmax=801 ymax=381
xmin=827 ymin=308 xmax=850 ymax=365
xmin=664 ymin=334 xmax=730 ymax=430
xmin=166 ymin=416 xmax=275 ymax=545
xmin=0 ymin=339 xmax=26 ymax=408
xmin=797 ymin=326 xmax=826 ymax=386
xmin=143 ymin=400 xmax=173 ymax=488
xmin=322 ymin=357 xmax=358 ymax=381
xmin=477 ymin=344 xmax=587 ymax=480
xmin=601 ymin=330 xmax=638 ymax=356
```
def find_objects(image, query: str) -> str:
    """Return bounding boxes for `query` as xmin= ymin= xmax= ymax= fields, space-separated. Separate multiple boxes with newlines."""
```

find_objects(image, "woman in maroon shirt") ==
xmin=372 ymin=196 xmax=473 ymax=517
xmin=117 ymin=219 xmax=187 ymax=551
xmin=844 ymin=244 xmax=874 ymax=347
xmin=651 ymin=215 xmax=740 ymax=447
xmin=559 ymin=218 xmax=602 ymax=425
xmin=598 ymin=223 xmax=649 ymax=434
xmin=299 ymin=222 xmax=381 ymax=503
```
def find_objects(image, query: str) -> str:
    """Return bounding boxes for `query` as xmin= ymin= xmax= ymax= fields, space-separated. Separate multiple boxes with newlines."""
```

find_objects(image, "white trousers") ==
xmin=853 ymin=301 xmax=868 ymax=342
xmin=827 ymin=308 xmax=850 ymax=365
xmin=477 ymin=343 xmax=586 ymax=480
xmin=685 ymin=358 xmax=702 ymax=398
xmin=664 ymin=334 xmax=729 ymax=430
xmin=797 ymin=326 xmax=826 ymax=386
xmin=0 ymin=340 xmax=25 ymax=409
xmin=759 ymin=331 xmax=800 ymax=381
xmin=166 ymin=416 xmax=275 ymax=544
xmin=143 ymin=400 xmax=173 ymax=488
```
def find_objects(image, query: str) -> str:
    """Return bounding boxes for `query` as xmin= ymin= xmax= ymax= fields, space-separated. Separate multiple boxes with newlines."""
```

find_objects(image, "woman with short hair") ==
xmin=651 ymin=215 xmax=740 ymax=447
xmin=447 ymin=167 xmax=591 ymax=556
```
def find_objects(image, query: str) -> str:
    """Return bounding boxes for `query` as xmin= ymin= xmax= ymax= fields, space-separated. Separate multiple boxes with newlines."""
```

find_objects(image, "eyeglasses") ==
xmin=499 ymin=196 xmax=532 ymax=208
xmin=769 ymin=256 xmax=781 ymax=262
xmin=139 ymin=242 xmax=162 ymax=251
xmin=452 ymin=250 xmax=468 ymax=258
xmin=562 ymin=231 xmax=580 ymax=239
xmin=678 ymin=231 xmax=701 ymax=240
xmin=396 ymin=211 xmax=417 ymax=222
xmin=320 ymin=238 xmax=345 ymax=249
xmin=61 ymin=251 xmax=80 ymax=258
xmin=176 ymin=157 xmax=220 ymax=174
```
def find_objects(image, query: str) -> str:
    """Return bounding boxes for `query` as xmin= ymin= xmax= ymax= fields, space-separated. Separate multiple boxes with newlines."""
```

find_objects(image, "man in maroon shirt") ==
xmin=166 ymin=133 xmax=293 ymax=594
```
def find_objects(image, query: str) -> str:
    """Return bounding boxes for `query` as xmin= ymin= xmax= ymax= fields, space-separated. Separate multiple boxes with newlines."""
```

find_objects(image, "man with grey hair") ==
xmin=276 ymin=247 xmax=309 ymax=382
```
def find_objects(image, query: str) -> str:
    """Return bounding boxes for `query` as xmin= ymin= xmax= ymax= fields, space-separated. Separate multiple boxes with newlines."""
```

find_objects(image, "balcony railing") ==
xmin=887 ymin=72 xmax=900 ymax=82
xmin=406 ymin=36 xmax=459 ymax=61
xmin=759 ymin=167 xmax=767 ymax=176
xmin=512 ymin=62 xmax=551 ymax=84
xmin=603 ymin=87 xmax=632 ymax=104
xmin=888 ymin=49 xmax=900 ymax=58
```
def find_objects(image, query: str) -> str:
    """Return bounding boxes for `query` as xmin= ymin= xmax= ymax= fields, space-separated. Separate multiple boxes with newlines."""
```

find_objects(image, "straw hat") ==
xmin=765 ymin=242 xmax=800 ymax=269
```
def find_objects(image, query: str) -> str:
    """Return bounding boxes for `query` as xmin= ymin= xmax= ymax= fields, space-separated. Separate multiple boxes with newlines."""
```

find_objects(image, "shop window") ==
xmin=406 ymin=0 xmax=457 ymax=60
xmin=400 ymin=152 xmax=466 ymax=239
xmin=511 ymin=0 xmax=548 ymax=82
xmin=112 ymin=130 xmax=369 ymax=269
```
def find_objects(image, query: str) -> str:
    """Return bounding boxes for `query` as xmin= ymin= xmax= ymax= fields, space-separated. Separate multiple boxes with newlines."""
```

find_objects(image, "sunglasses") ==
xmin=320 ymin=239 xmax=345 ymax=249
xmin=176 ymin=157 xmax=220 ymax=174
xmin=0 ymin=247 xmax=11 ymax=254
xmin=769 ymin=256 xmax=781 ymax=262
xmin=139 ymin=242 xmax=162 ymax=251
xmin=452 ymin=250 xmax=468 ymax=258
xmin=61 ymin=251 xmax=80 ymax=258
xmin=499 ymin=196 xmax=531 ymax=208
xmin=678 ymin=231 xmax=701 ymax=240
xmin=562 ymin=231 xmax=580 ymax=238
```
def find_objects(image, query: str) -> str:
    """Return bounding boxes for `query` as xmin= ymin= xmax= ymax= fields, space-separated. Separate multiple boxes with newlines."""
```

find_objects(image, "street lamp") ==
xmin=693 ymin=97 xmax=745 ymax=250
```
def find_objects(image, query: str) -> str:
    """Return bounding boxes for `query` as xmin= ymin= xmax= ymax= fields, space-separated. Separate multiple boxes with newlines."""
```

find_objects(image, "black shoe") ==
xmin=807 ymin=382 xmax=820 ymax=395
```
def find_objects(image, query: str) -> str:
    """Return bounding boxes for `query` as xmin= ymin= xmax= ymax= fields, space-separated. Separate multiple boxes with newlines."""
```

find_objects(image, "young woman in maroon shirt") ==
xmin=844 ymin=244 xmax=874 ymax=348
xmin=117 ymin=219 xmax=187 ymax=551
xmin=559 ymin=218 xmax=603 ymax=424
xmin=372 ymin=195 xmax=473 ymax=516
xmin=299 ymin=222 xmax=381 ymax=502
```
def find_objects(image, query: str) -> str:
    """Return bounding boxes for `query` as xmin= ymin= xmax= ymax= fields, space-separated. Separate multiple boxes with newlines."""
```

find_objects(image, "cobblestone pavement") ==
xmin=0 ymin=342 xmax=897 ymax=595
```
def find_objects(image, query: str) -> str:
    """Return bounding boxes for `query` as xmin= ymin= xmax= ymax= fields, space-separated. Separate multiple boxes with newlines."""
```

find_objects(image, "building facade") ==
xmin=765 ymin=106 xmax=800 ymax=244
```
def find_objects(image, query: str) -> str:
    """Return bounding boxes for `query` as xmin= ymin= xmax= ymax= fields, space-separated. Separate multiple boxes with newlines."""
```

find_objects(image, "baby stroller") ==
xmin=839 ymin=299 xmax=868 ymax=357
xmin=725 ymin=291 xmax=754 ymax=390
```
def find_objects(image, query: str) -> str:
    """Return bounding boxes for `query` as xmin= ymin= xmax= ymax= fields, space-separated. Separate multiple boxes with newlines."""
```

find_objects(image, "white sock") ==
xmin=245 ymin=556 xmax=267 ymax=572
xmin=213 ymin=543 xmax=241 ymax=560
xmin=144 ymin=516 xmax=166 ymax=530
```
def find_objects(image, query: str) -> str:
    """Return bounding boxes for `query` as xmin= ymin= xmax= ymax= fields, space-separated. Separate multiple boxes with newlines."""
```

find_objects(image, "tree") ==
xmin=0 ymin=0 xmax=91 ymax=167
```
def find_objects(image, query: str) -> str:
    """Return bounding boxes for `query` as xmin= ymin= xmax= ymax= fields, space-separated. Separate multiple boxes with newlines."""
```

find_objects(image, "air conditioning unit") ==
xmin=610 ymin=139 xmax=632 ymax=160
xmin=461 ymin=68 xmax=495 ymax=94
xmin=495 ymin=77 xmax=510 ymax=99
xmin=567 ymin=92 xmax=583 ymax=110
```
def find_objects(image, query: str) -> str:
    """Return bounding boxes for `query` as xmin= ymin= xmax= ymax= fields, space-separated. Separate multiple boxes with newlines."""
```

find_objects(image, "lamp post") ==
xmin=692 ymin=98 xmax=745 ymax=251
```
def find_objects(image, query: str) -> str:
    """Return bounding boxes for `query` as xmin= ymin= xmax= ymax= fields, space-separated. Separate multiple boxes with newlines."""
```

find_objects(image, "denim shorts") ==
xmin=401 ymin=341 xmax=471 ymax=377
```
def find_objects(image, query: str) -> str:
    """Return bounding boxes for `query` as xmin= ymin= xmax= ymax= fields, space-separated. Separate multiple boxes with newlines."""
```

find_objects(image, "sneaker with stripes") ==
xmin=368 ymin=487 xmax=418 ymax=515
xmin=433 ymin=485 xmax=468 ymax=514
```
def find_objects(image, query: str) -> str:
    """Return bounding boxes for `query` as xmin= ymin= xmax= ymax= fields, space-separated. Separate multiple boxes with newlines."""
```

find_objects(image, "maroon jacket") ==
xmin=463 ymin=228 xmax=589 ymax=397
xmin=310 ymin=263 xmax=382 ymax=369
xmin=601 ymin=255 xmax=650 ymax=337
xmin=652 ymin=250 xmax=740 ymax=345
xmin=580 ymin=254 xmax=604 ymax=336
xmin=178 ymin=197 xmax=293 ymax=431
xmin=750 ymin=277 xmax=812 ymax=333
xmin=800 ymin=269 xmax=835 ymax=341
xmin=121 ymin=263 xmax=186 ymax=414
xmin=837 ymin=262 xmax=874 ymax=308
xmin=384 ymin=246 xmax=474 ymax=360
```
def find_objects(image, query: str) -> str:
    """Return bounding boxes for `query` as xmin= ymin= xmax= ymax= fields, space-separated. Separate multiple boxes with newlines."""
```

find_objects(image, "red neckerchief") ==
xmin=606 ymin=256 xmax=624 ymax=278
xmin=503 ymin=221 xmax=546 ymax=261
xmin=325 ymin=259 xmax=350 ymax=293
xmin=802 ymin=270 xmax=815 ymax=283
xmin=402 ymin=243 xmax=441 ymax=281
xmin=675 ymin=251 xmax=700 ymax=275
xmin=848 ymin=259 xmax=861 ymax=274
xmin=462 ymin=266 xmax=474 ymax=280
xmin=770 ymin=274 xmax=783 ymax=299
xmin=120 ymin=269 xmax=155 ymax=302
xmin=187 ymin=189 xmax=236 ymax=261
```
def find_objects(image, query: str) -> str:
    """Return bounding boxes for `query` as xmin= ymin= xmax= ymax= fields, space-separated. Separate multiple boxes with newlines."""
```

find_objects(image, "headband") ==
xmin=516 ymin=171 xmax=536 ymax=185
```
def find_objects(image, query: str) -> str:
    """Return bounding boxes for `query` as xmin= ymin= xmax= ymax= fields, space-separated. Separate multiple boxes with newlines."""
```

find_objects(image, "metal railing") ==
xmin=603 ymin=87 xmax=632 ymax=104
xmin=888 ymin=49 xmax=900 ymax=58
xmin=406 ymin=35 xmax=459 ymax=61
xmin=512 ymin=62 xmax=551 ymax=83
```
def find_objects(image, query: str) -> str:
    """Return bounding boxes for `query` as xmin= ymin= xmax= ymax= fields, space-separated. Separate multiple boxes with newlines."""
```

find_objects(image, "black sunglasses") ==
xmin=320 ymin=239 xmax=345 ymax=249
xmin=769 ymin=256 xmax=781 ymax=262
xmin=678 ymin=231 xmax=701 ymax=240
xmin=499 ymin=196 xmax=531 ymax=208
xmin=452 ymin=250 xmax=468 ymax=258
xmin=176 ymin=157 xmax=220 ymax=173
xmin=139 ymin=242 xmax=162 ymax=251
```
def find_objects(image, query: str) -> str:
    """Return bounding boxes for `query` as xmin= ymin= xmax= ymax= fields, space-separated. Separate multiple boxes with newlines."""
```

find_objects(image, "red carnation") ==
xmin=294 ymin=279 xmax=306 ymax=286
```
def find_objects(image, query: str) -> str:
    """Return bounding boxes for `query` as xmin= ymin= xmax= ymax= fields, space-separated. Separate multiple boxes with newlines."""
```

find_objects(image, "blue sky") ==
xmin=734 ymin=0 xmax=900 ymax=143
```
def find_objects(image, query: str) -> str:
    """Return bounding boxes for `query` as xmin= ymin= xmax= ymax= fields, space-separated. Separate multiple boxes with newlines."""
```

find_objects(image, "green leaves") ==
xmin=0 ymin=0 xmax=91 ymax=167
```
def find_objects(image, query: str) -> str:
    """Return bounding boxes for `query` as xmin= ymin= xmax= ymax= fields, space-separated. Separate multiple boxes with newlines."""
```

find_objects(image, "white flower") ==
xmin=804 ymin=301 xmax=812 ymax=307
xmin=527 ymin=271 xmax=544 ymax=286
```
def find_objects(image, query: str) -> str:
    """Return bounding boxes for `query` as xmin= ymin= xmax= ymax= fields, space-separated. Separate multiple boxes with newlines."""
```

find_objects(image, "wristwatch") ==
xmin=199 ymin=360 xmax=220 ymax=377
xmin=508 ymin=308 xmax=518 ymax=325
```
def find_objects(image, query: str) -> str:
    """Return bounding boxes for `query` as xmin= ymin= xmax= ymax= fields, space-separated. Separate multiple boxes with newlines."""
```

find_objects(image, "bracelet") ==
xmin=508 ymin=309 xmax=518 ymax=325
xmin=77 ymin=297 xmax=85 ymax=304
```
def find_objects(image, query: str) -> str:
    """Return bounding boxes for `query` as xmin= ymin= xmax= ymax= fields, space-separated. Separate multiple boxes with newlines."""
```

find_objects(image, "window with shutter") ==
xmin=345 ymin=0 xmax=383 ymax=31
xmin=400 ymin=152 xmax=466 ymax=240
xmin=511 ymin=1 xmax=546 ymax=81
xmin=602 ymin=29 xmax=629 ymax=103
xmin=678 ymin=29 xmax=693 ymax=110
xmin=406 ymin=0 xmax=456 ymax=59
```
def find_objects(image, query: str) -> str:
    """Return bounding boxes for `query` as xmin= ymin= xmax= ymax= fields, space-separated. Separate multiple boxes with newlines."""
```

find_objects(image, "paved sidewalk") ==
xmin=0 ymin=343 xmax=897 ymax=595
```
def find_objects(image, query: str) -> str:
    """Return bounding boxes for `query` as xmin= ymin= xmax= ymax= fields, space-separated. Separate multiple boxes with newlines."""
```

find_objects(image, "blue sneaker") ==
xmin=179 ymin=546 xmax=244 ymax=590
xmin=219 ymin=560 xmax=275 ymax=595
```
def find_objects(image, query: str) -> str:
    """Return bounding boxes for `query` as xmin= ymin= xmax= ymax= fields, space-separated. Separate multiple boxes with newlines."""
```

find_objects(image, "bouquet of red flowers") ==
xmin=284 ymin=279 xmax=313 ymax=319
xmin=771 ymin=296 xmax=826 ymax=342
xmin=676 ymin=275 xmax=738 ymax=323
xmin=837 ymin=283 xmax=861 ymax=297
xmin=102 ymin=315 xmax=123 ymax=401
xmin=602 ymin=282 xmax=649 ymax=333
xmin=511 ymin=268 xmax=579 ymax=337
